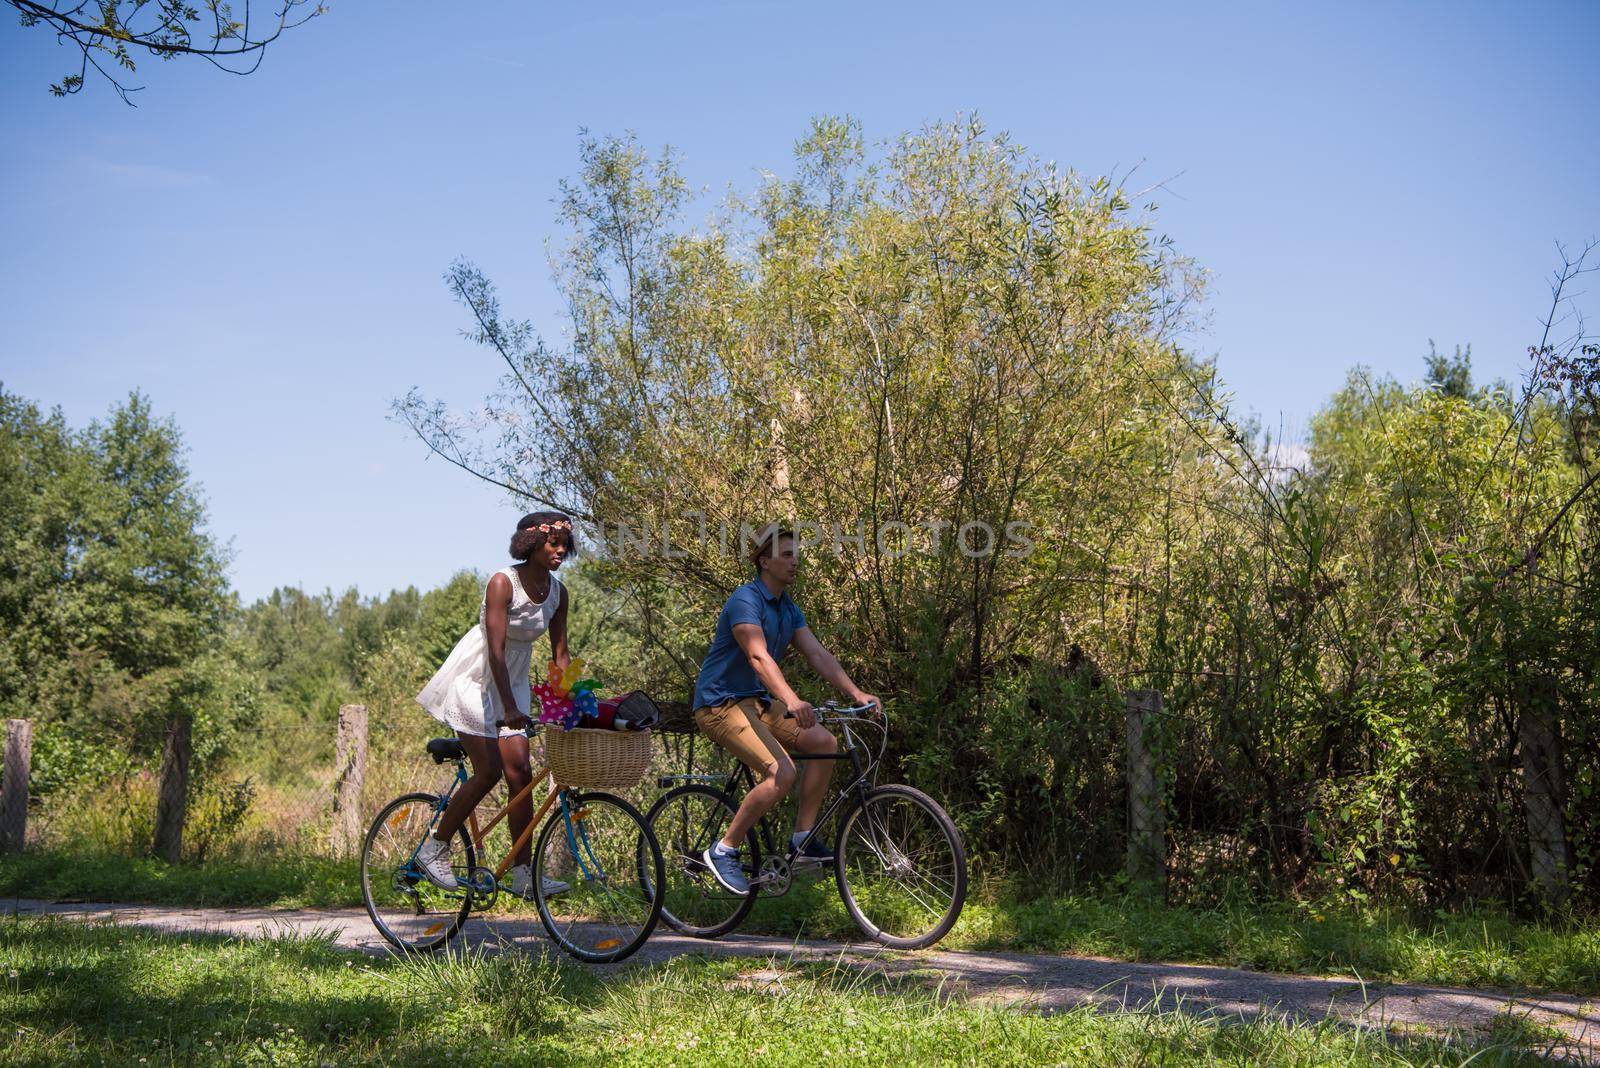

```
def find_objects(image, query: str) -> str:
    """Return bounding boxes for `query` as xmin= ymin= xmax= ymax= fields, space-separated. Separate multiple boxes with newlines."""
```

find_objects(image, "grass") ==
xmin=6 ymin=847 xmax=1600 ymax=995
xmin=1482 ymin=1008 xmax=1569 ymax=1048
xmin=951 ymin=890 xmax=1600 ymax=995
xmin=0 ymin=849 xmax=354 ymax=909
xmin=0 ymin=916 xmax=1562 ymax=1067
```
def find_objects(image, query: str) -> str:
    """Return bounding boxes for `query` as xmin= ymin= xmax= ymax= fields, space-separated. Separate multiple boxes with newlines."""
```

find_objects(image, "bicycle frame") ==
xmin=420 ymin=759 xmax=567 ymax=882
xmin=658 ymin=712 xmax=879 ymax=874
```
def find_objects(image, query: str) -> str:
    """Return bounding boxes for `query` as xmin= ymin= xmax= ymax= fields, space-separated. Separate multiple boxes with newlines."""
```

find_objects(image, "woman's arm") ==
xmin=483 ymin=572 xmax=528 ymax=728
xmin=548 ymin=582 xmax=571 ymax=672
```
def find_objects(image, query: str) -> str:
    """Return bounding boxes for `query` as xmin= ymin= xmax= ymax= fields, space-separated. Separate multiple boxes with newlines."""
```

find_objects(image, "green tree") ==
xmin=416 ymin=570 xmax=483 ymax=667
xmin=1424 ymin=343 xmax=1474 ymax=399
xmin=397 ymin=118 xmax=1222 ymax=880
xmin=0 ymin=387 xmax=239 ymax=846
xmin=391 ymin=125 xmax=1600 ymax=905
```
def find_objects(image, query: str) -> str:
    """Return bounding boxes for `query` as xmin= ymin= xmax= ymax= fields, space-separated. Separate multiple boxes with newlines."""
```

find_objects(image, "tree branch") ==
xmin=9 ymin=0 xmax=322 ymax=103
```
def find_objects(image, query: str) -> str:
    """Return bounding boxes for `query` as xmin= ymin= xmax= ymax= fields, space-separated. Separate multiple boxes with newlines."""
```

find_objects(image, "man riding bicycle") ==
xmin=692 ymin=525 xmax=880 ymax=894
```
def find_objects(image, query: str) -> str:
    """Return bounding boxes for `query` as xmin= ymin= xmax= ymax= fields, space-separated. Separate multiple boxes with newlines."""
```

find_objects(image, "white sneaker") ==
xmin=414 ymin=835 xmax=458 ymax=889
xmin=510 ymin=863 xmax=569 ymax=899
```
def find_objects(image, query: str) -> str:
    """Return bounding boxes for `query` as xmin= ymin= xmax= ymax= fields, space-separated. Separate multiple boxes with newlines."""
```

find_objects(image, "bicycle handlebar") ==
xmin=770 ymin=699 xmax=894 ymax=778
xmin=780 ymin=699 xmax=883 ymax=722
xmin=816 ymin=700 xmax=882 ymax=720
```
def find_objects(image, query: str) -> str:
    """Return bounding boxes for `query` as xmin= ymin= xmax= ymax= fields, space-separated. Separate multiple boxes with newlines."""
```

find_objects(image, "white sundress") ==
xmin=416 ymin=567 xmax=563 ymax=738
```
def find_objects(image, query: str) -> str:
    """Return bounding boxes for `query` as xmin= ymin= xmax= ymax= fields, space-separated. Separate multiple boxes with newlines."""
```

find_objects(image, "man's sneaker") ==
xmin=509 ymin=863 xmax=569 ymax=899
xmin=701 ymin=844 xmax=749 ymax=895
xmin=414 ymin=835 xmax=458 ymax=890
xmin=791 ymin=835 xmax=835 ymax=867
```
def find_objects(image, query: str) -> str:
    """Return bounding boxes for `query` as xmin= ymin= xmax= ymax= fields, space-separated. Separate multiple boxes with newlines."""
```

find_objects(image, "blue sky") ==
xmin=2 ymin=1 xmax=1595 ymax=603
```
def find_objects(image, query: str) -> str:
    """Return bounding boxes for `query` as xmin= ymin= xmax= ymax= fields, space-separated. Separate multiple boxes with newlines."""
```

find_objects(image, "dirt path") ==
xmin=8 ymin=898 xmax=1596 ymax=1059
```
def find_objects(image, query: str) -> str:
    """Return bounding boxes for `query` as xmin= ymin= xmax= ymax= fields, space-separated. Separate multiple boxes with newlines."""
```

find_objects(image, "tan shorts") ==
xmin=695 ymin=696 xmax=802 ymax=782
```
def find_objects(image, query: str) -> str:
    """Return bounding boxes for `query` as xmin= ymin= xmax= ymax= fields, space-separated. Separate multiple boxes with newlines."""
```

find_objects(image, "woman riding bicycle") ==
xmin=692 ymin=525 xmax=880 ymax=894
xmin=412 ymin=511 xmax=575 ymax=898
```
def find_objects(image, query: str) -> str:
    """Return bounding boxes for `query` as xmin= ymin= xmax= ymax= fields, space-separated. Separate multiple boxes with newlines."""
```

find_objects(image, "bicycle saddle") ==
xmin=426 ymin=738 xmax=465 ymax=764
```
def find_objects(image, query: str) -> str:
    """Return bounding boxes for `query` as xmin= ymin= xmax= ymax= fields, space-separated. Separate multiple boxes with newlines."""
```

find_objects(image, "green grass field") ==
xmin=4 ymin=847 xmax=1599 ymax=995
xmin=0 ymin=916 xmax=1561 ymax=1067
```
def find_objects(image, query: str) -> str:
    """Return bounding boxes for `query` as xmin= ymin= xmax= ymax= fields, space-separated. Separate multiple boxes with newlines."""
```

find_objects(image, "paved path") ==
xmin=8 ymin=898 xmax=1596 ymax=1059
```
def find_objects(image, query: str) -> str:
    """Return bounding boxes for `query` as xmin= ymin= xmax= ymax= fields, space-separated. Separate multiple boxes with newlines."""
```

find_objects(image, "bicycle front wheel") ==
xmin=836 ymin=784 xmax=967 ymax=949
xmin=642 ymin=784 xmax=759 ymax=938
xmin=360 ymin=792 xmax=475 ymax=953
xmin=533 ymin=790 xmax=664 ymax=963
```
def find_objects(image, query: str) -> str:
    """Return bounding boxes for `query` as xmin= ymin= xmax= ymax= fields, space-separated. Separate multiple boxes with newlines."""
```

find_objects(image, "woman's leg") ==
xmin=497 ymin=732 xmax=536 ymax=866
xmin=432 ymin=735 xmax=503 ymax=842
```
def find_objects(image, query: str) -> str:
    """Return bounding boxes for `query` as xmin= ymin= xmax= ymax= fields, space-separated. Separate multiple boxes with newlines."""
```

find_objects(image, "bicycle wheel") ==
xmin=533 ymin=790 xmax=664 ymax=963
xmin=360 ymin=792 xmax=475 ymax=953
xmin=835 ymin=784 xmax=967 ymax=949
xmin=641 ymin=784 xmax=759 ymax=938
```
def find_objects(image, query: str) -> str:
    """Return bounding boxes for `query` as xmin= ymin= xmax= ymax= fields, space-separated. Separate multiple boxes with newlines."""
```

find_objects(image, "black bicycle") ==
xmin=640 ymin=702 xmax=966 ymax=949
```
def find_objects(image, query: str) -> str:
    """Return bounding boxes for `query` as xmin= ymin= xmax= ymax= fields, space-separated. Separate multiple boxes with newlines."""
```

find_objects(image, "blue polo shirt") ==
xmin=692 ymin=580 xmax=808 ymax=710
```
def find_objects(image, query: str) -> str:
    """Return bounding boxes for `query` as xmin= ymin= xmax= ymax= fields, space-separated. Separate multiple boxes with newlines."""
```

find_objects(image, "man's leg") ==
xmin=788 ymin=724 xmax=838 ymax=837
xmin=695 ymin=699 xmax=796 ymax=893
xmin=718 ymin=705 xmax=795 ymax=848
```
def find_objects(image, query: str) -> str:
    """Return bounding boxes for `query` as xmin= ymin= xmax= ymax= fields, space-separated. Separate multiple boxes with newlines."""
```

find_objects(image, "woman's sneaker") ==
xmin=509 ymin=863 xmax=569 ymax=899
xmin=702 ymin=843 xmax=749 ymax=894
xmin=414 ymin=836 xmax=458 ymax=889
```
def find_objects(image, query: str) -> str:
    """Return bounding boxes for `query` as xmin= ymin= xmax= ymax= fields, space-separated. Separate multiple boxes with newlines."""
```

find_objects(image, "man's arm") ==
xmin=731 ymin=622 xmax=815 ymax=728
xmin=791 ymin=627 xmax=879 ymax=713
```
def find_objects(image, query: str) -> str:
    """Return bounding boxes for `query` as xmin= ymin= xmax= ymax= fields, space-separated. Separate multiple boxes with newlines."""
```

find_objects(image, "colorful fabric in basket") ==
xmin=535 ymin=658 xmax=658 ymax=731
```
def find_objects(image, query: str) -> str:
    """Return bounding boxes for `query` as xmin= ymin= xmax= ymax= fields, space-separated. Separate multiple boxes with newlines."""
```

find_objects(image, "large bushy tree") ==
xmin=398 ymin=116 xmax=1229 ymax=881
xmin=397 ymin=124 xmax=1600 ymax=905
xmin=0 ymin=387 xmax=236 ymax=807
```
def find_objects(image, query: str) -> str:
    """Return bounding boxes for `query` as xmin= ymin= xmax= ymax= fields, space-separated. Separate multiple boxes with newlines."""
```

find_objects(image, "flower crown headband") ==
xmin=530 ymin=519 xmax=573 ymax=534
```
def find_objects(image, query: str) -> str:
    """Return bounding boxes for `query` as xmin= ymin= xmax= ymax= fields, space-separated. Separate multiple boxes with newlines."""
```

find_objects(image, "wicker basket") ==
xmin=543 ymin=727 xmax=652 ymax=790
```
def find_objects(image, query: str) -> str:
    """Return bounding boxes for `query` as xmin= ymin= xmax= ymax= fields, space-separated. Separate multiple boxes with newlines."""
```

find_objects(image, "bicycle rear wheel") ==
xmin=360 ymin=792 xmax=475 ymax=953
xmin=533 ymin=790 xmax=664 ymax=963
xmin=641 ymin=784 xmax=759 ymax=938
xmin=835 ymin=784 xmax=967 ymax=949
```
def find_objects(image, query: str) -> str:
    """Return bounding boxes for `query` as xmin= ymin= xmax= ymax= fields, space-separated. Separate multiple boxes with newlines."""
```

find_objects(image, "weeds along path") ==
xmin=7 ymin=898 xmax=1596 ymax=1057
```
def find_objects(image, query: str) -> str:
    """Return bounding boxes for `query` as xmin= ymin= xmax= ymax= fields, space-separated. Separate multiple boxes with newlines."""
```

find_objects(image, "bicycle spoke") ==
xmin=644 ymin=785 xmax=755 ymax=938
xmin=361 ymin=794 xmax=472 ymax=953
xmin=838 ymin=786 xmax=966 ymax=948
xmin=868 ymin=861 xmax=943 ymax=917
xmin=535 ymin=793 xmax=660 ymax=961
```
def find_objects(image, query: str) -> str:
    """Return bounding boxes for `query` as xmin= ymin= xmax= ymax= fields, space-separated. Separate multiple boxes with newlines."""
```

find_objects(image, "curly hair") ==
xmin=510 ymin=511 xmax=576 ymax=562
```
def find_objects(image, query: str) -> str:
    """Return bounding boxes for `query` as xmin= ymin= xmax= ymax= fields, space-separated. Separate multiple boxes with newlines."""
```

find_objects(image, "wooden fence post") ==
xmin=1126 ymin=689 xmax=1167 ymax=895
xmin=152 ymin=712 xmax=192 ymax=863
xmin=1 ymin=720 xmax=32 ymax=852
xmin=331 ymin=704 xmax=369 ymax=857
xmin=1520 ymin=675 xmax=1571 ymax=905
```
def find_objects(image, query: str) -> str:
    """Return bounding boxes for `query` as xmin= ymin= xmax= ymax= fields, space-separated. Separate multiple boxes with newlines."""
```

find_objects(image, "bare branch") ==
xmin=9 ymin=0 xmax=323 ymax=103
